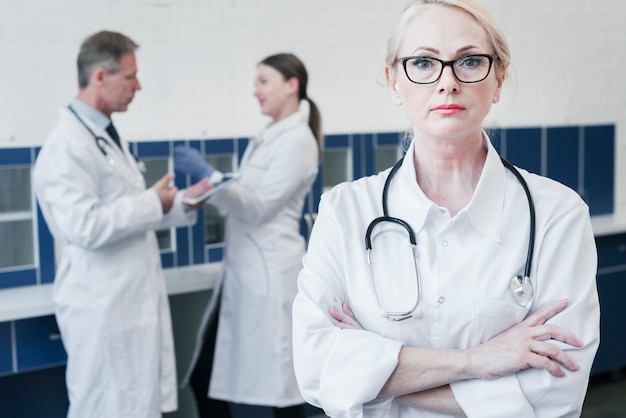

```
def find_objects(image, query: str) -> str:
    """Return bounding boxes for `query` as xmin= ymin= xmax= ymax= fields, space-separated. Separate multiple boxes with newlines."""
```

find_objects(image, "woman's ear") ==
xmin=493 ymin=87 xmax=501 ymax=104
xmin=385 ymin=66 xmax=402 ymax=106
xmin=286 ymin=76 xmax=299 ymax=96
xmin=493 ymin=65 xmax=506 ymax=104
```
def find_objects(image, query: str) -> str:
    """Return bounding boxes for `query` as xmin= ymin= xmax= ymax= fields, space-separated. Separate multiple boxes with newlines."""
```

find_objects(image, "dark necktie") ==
xmin=105 ymin=123 xmax=122 ymax=149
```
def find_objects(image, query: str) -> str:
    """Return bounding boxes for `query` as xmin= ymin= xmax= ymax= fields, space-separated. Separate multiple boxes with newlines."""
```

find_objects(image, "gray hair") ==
xmin=77 ymin=30 xmax=138 ymax=88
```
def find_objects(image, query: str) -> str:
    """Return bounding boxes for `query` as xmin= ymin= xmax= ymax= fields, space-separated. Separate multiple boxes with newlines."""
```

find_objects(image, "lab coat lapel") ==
xmin=64 ymin=108 xmax=144 ymax=190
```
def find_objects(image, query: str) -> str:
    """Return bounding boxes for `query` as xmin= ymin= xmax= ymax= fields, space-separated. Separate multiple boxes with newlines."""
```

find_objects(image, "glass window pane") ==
xmin=0 ymin=166 xmax=31 ymax=214
xmin=155 ymin=229 xmax=171 ymax=249
xmin=323 ymin=149 xmax=350 ymax=192
xmin=140 ymin=157 xmax=172 ymax=251
xmin=375 ymin=147 xmax=401 ymax=173
xmin=0 ymin=219 xmax=34 ymax=268
xmin=204 ymin=204 xmax=225 ymax=245
xmin=202 ymin=154 xmax=234 ymax=246
xmin=142 ymin=158 xmax=170 ymax=187
xmin=205 ymin=154 xmax=235 ymax=173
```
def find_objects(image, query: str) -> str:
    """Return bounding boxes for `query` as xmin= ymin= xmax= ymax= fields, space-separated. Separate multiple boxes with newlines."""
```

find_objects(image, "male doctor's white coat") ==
xmin=292 ymin=137 xmax=600 ymax=417
xmin=33 ymin=107 xmax=197 ymax=418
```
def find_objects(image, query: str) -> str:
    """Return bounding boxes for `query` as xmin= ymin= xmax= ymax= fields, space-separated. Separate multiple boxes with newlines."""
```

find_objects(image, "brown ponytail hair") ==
xmin=259 ymin=53 xmax=323 ymax=157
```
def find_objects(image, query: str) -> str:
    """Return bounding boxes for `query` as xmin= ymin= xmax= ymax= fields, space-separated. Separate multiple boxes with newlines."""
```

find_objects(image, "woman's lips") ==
xmin=432 ymin=104 xmax=464 ymax=115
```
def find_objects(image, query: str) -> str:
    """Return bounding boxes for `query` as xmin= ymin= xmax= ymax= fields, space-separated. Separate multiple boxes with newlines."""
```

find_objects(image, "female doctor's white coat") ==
xmin=292 ymin=137 xmax=600 ymax=418
xmin=183 ymin=111 xmax=319 ymax=407
xmin=33 ymin=107 xmax=197 ymax=418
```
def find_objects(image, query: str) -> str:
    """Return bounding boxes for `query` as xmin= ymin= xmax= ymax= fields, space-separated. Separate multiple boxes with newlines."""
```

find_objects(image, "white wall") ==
xmin=1 ymin=0 xmax=625 ymax=210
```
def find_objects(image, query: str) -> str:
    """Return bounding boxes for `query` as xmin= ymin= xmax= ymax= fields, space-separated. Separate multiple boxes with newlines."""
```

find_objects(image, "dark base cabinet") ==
xmin=593 ymin=234 xmax=626 ymax=374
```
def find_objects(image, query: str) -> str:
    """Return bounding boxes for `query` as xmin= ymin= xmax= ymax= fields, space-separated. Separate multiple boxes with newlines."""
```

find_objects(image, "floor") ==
xmin=0 ymin=365 xmax=623 ymax=417
xmin=581 ymin=368 xmax=626 ymax=417
xmin=308 ymin=368 xmax=626 ymax=418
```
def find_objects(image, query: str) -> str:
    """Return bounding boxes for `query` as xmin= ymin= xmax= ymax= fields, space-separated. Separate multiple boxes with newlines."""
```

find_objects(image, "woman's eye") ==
xmin=459 ymin=56 xmax=482 ymax=68
xmin=410 ymin=58 xmax=435 ymax=70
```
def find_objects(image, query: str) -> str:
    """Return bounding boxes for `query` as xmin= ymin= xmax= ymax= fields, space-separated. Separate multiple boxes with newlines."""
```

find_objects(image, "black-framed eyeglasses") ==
xmin=395 ymin=54 xmax=495 ymax=84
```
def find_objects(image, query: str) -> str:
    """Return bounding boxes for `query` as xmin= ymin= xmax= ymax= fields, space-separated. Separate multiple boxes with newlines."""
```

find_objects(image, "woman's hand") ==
xmin=330 ymin=303 xmax=363 ymax=330
xmin=331 ymin=299 xmax=583 ymax=381
xmin=182 ymin=178 xmax=213 ymax=210
xmin=468 ymin=299 xmax=583 ymax=379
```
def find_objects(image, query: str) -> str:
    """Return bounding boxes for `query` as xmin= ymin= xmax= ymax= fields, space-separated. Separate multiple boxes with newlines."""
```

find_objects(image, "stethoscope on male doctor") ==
xmin=67 ymin=106 xmax=146 ymax=173
xmin=365 ymin=156 xmax=536 ymax=321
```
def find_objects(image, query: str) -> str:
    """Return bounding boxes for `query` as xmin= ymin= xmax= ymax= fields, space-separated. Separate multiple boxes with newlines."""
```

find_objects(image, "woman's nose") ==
xmin=437 ymin=65 xmax=459 ymax=93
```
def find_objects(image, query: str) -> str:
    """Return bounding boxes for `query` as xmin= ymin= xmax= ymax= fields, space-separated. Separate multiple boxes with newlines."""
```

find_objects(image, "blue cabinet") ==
xmin=14 ymin=315 xmax=66 ymax=371
xmin=592 ymin=233 xmax=626 ymax=374
xmin=0 ymin=321 xmax=12 ymax=376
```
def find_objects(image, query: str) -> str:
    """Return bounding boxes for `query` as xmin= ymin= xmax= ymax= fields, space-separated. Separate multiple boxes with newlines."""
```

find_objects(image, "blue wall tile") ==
xmin=325 ymin=133 xmax=350 ymax=149
xmin=584 ymin=125 xmax=615 ymax=215
xmin=204 ymin=138 xmax=235 ymax=154
xmin=0 ymin=268 xmax=37 ymax=289
xmin=175 ymin=227 xmax=191 ymax=267
xmin=546 ymin=126 xmax=579 ymax=192
xmin=208 ymin=246 xmax=224 ymax=263
xmin=486 ymin=127 xmax=504 ymax=154
xmin=504 ymin=127 xmax=542 ymax=175
xmin=0 ymin=148 xmax=31 ymax=165
xmin=37 ymin=203 xmax=55 ymax=284
xmin=376 ymin=131 xmax=402 ymax=147
xmin=135 ymin=140 xmax=170 ymax=157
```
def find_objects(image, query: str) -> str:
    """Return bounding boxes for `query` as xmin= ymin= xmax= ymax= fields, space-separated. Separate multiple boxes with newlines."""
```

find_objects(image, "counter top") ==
xmin=1 ymin=213 xmax=626 ymax=323
xmin=590 ymin=213 xmax=626 ymax=237
xmin=0 ymin=263 xmax=221 ymax=323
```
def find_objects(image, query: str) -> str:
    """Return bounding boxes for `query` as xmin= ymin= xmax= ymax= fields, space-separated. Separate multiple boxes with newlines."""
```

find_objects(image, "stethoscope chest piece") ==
xmin=510 ymin=275 xmax=533 ymax=307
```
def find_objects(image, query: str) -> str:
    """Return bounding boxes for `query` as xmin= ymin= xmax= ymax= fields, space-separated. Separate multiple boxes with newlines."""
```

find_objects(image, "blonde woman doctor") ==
xmin=292 ymin=1 xmax=599 ymax=417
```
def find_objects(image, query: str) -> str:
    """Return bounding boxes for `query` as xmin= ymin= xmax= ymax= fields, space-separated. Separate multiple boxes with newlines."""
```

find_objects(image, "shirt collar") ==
xmin=395 ymin=132 xmax=504 ymax=242
xmin=69 ymin=98 xmax=111 ymax=131
xmin=466 ymin=135 xmax=505 ymax=243
xmin=256 ymin=111 xmax=306 ymax=144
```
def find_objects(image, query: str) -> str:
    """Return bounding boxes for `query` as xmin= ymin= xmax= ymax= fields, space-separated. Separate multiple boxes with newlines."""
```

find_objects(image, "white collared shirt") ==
xmin=293 ymin=135 xmax=599 ymax=418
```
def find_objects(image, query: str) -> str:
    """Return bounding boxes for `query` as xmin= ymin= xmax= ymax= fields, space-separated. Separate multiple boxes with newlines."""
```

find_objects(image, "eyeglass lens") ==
xmin=403 ymin=55 xmax=492 ymax=84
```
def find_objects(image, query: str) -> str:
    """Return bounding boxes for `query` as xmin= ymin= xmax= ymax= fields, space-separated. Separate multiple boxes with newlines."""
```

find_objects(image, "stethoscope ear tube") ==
xmin=365 ymin=216 xmax=417 ymax=250
xmin=366 ymin=154 xmax=537 ymax=317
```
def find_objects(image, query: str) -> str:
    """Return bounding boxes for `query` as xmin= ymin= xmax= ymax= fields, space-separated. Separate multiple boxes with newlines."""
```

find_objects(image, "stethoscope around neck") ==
xmin=67 ymin=106 xmax=145 ymax=172
xmin=365 ymin=156 xmax=536 ymax=321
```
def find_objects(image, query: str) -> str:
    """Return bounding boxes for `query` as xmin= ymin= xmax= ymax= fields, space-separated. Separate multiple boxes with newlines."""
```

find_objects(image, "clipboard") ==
xmin=183 ymin=174 xmax=240 ymax=205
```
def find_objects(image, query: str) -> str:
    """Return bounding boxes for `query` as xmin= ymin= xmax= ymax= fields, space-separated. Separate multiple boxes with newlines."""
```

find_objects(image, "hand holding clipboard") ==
xmin=183 ymin=173 xmax=240 ymax=206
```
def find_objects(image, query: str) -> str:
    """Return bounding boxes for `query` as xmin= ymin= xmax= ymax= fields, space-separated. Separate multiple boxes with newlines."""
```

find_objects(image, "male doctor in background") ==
xmin=33 ymin=30 xmax=210 ymax=418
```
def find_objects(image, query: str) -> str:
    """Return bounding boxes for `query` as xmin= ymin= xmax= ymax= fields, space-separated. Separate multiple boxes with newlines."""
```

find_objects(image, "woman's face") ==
xmin=254 ymin=64 xmax=296 ymax=121
xmin=388 ymin=5 xmax=503 ymax=142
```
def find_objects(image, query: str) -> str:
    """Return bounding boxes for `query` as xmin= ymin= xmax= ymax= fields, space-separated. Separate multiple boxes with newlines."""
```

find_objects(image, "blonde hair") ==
xmin=385 ymin=0 xmax=510 ymax=81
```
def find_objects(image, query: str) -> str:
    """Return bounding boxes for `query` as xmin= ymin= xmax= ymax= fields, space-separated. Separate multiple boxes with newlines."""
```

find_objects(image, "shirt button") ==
xmin=441 ymin=240 xmax=448 ymax=247
xmin=438 ymin=297 xmax=446 ymax=304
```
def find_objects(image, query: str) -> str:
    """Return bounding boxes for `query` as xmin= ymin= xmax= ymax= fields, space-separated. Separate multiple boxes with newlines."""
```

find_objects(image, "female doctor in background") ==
xmin=292 ymin=1 xmax=599 ymax=417
xmin=175 ymin=53 xmax=322 ymax=418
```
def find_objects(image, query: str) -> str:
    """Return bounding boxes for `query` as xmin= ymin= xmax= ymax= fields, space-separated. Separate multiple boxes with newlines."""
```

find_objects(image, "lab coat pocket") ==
xmin=472 ymin=300 xmax=529 ymax=344
xmin=231 ymin=233 xmax=270 ymax=295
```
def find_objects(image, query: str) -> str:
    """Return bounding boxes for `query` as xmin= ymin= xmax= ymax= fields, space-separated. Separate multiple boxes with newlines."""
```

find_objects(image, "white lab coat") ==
xmin=183 ymin=112 xmax=319 ymax=407
xmin=292 ymin=137 xmax=600 ymax=417
xmin=33 ymin=107 xmax=197 ymax=418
